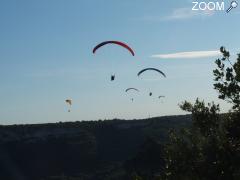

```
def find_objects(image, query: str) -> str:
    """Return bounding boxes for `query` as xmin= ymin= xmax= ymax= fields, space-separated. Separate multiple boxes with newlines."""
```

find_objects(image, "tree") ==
xmin=162 ymin=47 xmax=240 ymax=180
xmin=125 ymin=137 xmax=164 ymax=179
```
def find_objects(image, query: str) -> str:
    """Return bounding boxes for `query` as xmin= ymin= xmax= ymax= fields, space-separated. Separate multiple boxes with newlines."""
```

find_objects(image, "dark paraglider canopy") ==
xmin=158 ymin=96 xmax=165 ymax=99
xmin=149 ymin=92 xmax=153 ymax=96
xmin=65 ymin=99 xmax=72 ymax=105
xmin=93 ymin=41 xmax=135 ymax=56
xmin=125 ymin=88 xmax=139 ymax=102
xmin=125 ymin=88 xmax=139 ymax=92
xmin=137 ymin=68 xmax=166 ymax=78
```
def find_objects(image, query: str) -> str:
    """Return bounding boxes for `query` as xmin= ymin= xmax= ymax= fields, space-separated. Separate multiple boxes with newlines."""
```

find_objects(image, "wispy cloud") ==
xmin=140 ymin=8 xmax=214 ymax=22
xmin=151 ymin=50 xmax=221 ymax=59
xmin=164 ymin=8 xmax=214 ymax=20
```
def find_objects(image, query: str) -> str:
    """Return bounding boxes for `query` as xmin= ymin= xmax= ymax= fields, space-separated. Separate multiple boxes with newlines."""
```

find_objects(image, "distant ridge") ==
xmin=0 ymin=114 xmax=191 ymax=180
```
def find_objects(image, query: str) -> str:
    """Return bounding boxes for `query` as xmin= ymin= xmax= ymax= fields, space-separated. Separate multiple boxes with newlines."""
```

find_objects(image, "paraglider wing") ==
xmin=125 ymin=88 xmax=139 ymax=102
xmin=65 ymin=99 xmax=72 ymax=105
xmin=125 ymin=88 xmax=139 ymax=92
xmin=93 ymin=41 xmax=135 ymax=56
xmin=158 ymin=96 xmax=165 ymax=99
xmin=137 ymin=68 xmax=166 ymax=78
xmin=65 ymin=99 xmax=72 ymax=112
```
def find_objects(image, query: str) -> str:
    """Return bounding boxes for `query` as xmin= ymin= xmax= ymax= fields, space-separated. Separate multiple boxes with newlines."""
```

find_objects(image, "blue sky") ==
xmin=0 ymin=0 xmax=239 ymax=124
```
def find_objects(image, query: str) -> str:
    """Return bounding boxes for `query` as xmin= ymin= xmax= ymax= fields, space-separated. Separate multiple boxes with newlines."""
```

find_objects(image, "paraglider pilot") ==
xmin=111 ymin=75 xmax=115 ymax=81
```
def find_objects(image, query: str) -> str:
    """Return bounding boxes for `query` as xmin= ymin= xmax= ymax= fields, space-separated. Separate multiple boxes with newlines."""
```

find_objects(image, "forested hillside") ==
xmin=0 ymin=115 xmax=191 ymax=180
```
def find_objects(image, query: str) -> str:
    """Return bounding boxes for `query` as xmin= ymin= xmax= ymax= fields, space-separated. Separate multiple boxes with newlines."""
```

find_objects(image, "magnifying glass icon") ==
xmin=226 ymin=1 xmax=238 ymax=13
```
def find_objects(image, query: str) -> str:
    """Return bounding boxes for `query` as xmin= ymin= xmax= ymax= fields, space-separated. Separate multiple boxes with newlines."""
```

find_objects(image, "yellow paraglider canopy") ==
xmin=65 ymin=99 xmax=72 ymax=112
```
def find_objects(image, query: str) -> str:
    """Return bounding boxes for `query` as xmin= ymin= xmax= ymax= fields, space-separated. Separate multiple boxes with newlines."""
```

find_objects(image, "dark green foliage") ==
xmin=163 ymin=47 xmax=240 ymax=180
xmin=125 ymin=138 xmax=164 ymax=179
xmin=213 ymin=47 xmax=240 ymax=110
xmin=0 ymin=116 xmax=190 ymax=180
